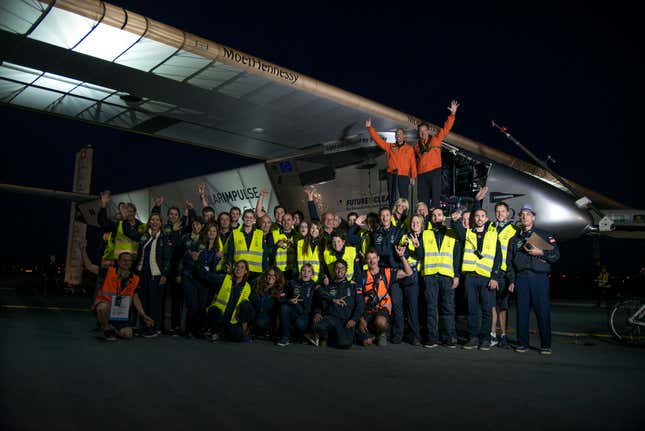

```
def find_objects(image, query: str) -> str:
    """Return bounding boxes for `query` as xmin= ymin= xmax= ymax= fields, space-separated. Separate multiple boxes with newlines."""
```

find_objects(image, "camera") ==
xmin=364 ymin=289 xmax=379 ymax=309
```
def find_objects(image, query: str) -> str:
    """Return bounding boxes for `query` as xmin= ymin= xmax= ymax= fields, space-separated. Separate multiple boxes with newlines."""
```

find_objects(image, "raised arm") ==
xmin=365 ymin=118 xmax=389 ymax=152
xmin=151 ymin=195 xmax=164 ymax=215
xmin=198 ymin=183 xmax=209 ymax=209
xmin=98 ymin=191 xmax=117 ymax=231
xmin=256 ymin=189 xmax=268 ymax=218
xmin=395 ymin=244 xmax=413 ymax=280
xmin=434 ymin=100 xmax=459 ymax=142
xmin=305 ymin=187 xmax=320 ymax=221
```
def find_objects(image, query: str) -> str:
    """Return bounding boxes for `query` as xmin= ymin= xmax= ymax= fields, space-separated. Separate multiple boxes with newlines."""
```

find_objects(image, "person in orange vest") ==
xmin=365 ymin=118 xmax=417 ymax=208
xmin=356 ymin=246 xmax=413 ymax=346
xmin=414 ymin=100 xmax=459 ymax=209
xmin=93 ymin=252 xmax=154 ymax=341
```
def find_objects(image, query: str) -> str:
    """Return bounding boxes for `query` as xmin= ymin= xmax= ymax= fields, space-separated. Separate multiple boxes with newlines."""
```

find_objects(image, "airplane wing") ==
xmin=0 ymin=0 xmax=628 ymax=209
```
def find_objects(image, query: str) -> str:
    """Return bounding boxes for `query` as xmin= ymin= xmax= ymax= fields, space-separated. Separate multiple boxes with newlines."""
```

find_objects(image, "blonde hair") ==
xmin=393 ymin=198 xmax=410 ymax=215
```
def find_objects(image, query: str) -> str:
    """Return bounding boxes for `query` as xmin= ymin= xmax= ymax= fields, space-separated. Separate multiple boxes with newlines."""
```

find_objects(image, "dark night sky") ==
xmin=1 ymin=1 xmax=642 ymax=273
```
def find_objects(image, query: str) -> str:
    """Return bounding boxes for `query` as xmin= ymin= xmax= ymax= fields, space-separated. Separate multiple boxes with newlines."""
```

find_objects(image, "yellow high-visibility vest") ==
xmin=422 ymin=229 xmax=457 ymax=277
xmin=497 ymin=223 xmax=519 ymax=272
xmin=232 ymin=229 xmax=264 ymax=274
xmin=113 ymin=221 xmax=145 ymax=257
xmin=272 ymin=230 xmax=296 ymax=272
xmin=360 ymin=230 xmax=371 ymax=255
xmin=207 ymin=275 xmax=251 ymax=324
xmin=462 ymin=224 xmax=498 ymax=278
xmin=215 ymin=235 xmax=231 ymax=272
xmin=323 ymin=246 xmax=357 ymax=281
xmin=399 ymin=234 xmax=421 ymax=271
xmin=101 ymin=232 xmax=116 ymax=261
xmin=296 ymin=238 xmax=321 ymax=281
xmin=391 ymin=215 xmax=410 ymax=231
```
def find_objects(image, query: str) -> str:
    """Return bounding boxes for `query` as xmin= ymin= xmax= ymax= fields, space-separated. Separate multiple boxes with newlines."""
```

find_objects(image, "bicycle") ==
xmin=608 ymin=297 xmax=645 ymax=345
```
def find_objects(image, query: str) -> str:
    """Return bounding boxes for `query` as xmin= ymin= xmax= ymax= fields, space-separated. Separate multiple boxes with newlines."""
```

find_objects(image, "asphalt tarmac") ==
xmin=1 ymin=291 xmax=644 ymax=431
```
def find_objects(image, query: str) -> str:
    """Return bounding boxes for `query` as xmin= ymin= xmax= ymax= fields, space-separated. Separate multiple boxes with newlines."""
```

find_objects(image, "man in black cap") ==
xmin=507 ymin=204 xmax=560 ymax=355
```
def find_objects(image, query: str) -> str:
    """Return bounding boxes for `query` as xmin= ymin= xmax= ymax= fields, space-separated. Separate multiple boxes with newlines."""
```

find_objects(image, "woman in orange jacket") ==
xmin=414 ymin=100 xmax=459 ymax=209
xmin=365 ymin=119 xmax=417 ymax=208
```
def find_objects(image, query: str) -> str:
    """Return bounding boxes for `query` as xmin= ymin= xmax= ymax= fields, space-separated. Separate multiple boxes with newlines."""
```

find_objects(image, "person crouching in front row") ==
xmin=312 ymin=260 xmax=364 ymax=349
xmin=277 ymin=263 xmax=317 ymax=347
xmin=204 ymin=260 xmax=255 ymax=342
xmin=356 ymin=247 xmax=412 ymax=347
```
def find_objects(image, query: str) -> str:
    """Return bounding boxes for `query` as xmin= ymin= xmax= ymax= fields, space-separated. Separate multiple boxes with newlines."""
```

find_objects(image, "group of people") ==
xmin=92 ymin=179 xmax=560 ymax=354
xmin=367 ymin=99 xmax=459 ymax=208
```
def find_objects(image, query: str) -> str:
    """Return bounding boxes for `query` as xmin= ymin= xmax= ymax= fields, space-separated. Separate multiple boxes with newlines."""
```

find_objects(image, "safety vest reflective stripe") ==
xmin=364 ymin=268 xmax=392 ymax=313
xmin=497 ymin=224 xmax=518 ymax=272
xmin=113 ymin=221 xmax=142 ymax=257
xmin=239 ymin=251 xmax=264 ymax=256
xmin=207 ymin=275 xmax=251 ymax=324
xmin=296 ymin=239 xmax=321 ymax=280
xmin=399 ymin=235 xmax=420 ymax=271
xmin=94 ymin=267 xmax=139 ymax=307
xmin=233 ymin=229 xmax=264 ymax=273
xmin=323 ymin=246 xmax=357 ymax=280
xmin=273 ymin=230 xmax=286 ymax=270
xmin=424 ymin=252 xmax=454 ymax=258
xmin=272 ymin=231 xmax=296 ymax=271
xmin=462 ymin=259 xmax=493 ymax=271
xmin=425 ymin=262 xmax=454 ymax=270
xmin=422 ymin=229 xmax=457 ymax=278
xmin=462 ymin=225 xmax=498 ymax=278
xmin=102 ymin=232 xmax=116 ymax=260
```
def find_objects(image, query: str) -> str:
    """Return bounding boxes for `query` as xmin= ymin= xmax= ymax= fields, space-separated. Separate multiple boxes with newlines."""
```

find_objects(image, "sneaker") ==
xmin=143 ymin=327 xmax=159 ymax=338
xmin=277 ymin=338 xmax=290 ymax=347
xmin=444 ymin=338 xmax=458 ymax=349
xmin=304 ymin=333 xmax=319 ymax=347
xmin=390 ymin=337 xmax=402 ymax=345
xmin=490 ymin=334 xmax=499 ymax=347
xmin=463 ymin=338 xmax=479 ymax=350
xmin=423 ymin=341 xmax=439 ymax=349
xmin=103 ymin=328 xmax=117 ymax=341
xmin=515 ymin=345 xmax=529 ymax=353
xmin=499 ymin=334 xmax=510 ymax=349
xmin=410 ymin=337 xmax=422 ymax=346
xmin=376 ymin=334 xmax=388 ymax=347
xmin=479 ymin=340 xmax=492 ymax=351
xmin=210 ymin=333 xmax=219 ymax=342
xmin=540 ymin=348 xmax=552 ymax=355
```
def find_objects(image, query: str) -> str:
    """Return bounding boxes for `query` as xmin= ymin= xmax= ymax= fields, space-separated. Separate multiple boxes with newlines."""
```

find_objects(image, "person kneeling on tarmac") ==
xmin=277 ymin=263 xmax=317 ymax=347
xmin=93 ymin=252 xmax=154 ymax=341
xmin=204 ymin=260 xmax=255 ymax=342
xmin=312 ymin=260 xmax=364 ymax=349
xmin=357 ymin=246 xmax=413 ymax=347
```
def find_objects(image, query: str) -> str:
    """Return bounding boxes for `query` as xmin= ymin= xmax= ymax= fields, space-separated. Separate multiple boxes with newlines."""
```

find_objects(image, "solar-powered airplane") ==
xmin=1 ymin=0 xmax=643 ymax=245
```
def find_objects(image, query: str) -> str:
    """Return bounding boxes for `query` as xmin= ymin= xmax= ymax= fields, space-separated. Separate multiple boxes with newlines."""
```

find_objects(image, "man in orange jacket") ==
xmin=365 ymin=119 xmax=417 ymax=208
xmin=414 ymin=100 xmax=459 ymax=209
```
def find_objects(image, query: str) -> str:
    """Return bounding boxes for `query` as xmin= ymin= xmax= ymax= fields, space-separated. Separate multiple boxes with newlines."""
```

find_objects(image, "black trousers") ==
xmin=313 ymin=316 xmax=354 ymax=348
xmin=417 ymin=168 xmax=442 ymax=208
xmin=386 ymin=172 xmax=410 ymax=208
xmin=207 ymin=301 xmax=255 ymax=341
xmin=183 ymin=275 xmax=209 ymax=335
xmin=138 ymin=270 xmax=163 ymax=331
